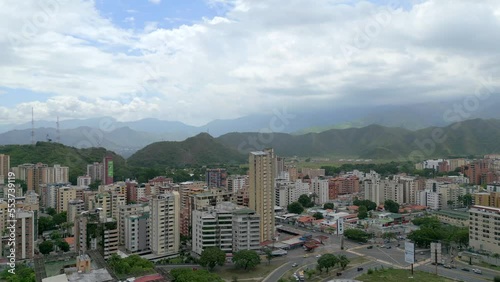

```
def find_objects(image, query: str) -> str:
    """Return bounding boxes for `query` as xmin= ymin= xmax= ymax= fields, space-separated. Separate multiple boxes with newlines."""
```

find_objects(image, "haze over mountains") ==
xmin=1 ymin=96 xmax=500 ymax=157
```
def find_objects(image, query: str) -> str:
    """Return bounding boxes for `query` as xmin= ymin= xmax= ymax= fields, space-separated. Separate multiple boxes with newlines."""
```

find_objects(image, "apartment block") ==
xmin=275 ymin=180 xmax=309 ymax=208
xmin=469 ymin=205 xmax=500 ymax=254
xmin=227 ymin=175 xmax=249 ymax=193
xmin=206 ymin=168 xmax=227 ymax=188
xmin=474 ymin=192 xmax=500 ymax=209
xmin=149 ymin=192 xmax=180 ymax=255
xmin=362 ymin=179 xmax=383 ymax=204
xmin=103 ymin=219 xmax=119 ymax=259
xmin=249 ymin=149 xmax=277 ymax=243
xmin=16 ymin=210 xmax=35 ymax=260
xmin=67 ymin=199 xmax=85 ymax=225
xmin=232 ymin=208 xmax=261 ymax=252
xmin=118 ymin=204 xmax=149 ymax=245
xmin=311 ymin=178 xmax=329 ymax=205
xmin=0 ymin=154 xmax=10 ymax=181
xmin=77 ymin=175 xmax=92 ymax=187
xmin=301 ymin=168 xmax=325 ymax=179
xmin=192 ymin=202 xmax=260 ymax=255
xmin=124 ymin=212 xmax=149 ymax=253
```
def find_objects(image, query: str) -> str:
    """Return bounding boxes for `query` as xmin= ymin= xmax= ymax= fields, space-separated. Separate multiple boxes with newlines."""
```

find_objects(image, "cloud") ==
xmin=1 ymin=0 xmax=500 ymax=126
xmin=148 ymin=0 xmax=161 ymax=4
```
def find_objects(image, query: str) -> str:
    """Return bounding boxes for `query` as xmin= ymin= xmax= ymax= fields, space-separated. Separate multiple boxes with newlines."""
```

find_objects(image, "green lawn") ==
xmin=45 ymin=259 xmax=76 ymax=277
xmin=357 ymin=268 xmax=454 ymax=282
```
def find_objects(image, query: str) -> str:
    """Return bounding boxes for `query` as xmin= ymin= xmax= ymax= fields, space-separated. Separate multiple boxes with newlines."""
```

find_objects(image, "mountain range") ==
xmin=1 ymin=96 xmax=500 ymax=157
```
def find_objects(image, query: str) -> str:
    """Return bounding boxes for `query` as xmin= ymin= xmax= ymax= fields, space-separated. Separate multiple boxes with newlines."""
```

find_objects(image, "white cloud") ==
xmin=1 ymin=0 xmax=500 ymax=125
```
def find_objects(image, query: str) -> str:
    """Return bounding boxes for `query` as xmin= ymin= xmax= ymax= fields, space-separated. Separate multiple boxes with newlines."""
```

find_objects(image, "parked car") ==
xmin=386 ymin=246 xmax=392 ymax=249
xmin=292 ymin=263 xmax=299 ymax=267
xmin=367 ymin=246 xmax=373 ymax=249
xmin=461 ymin=268 xmax=470 ymax=272
xmin=472 ymin=269 xmax=482 ymax=274
xmin=316 ymin=254 xmax=321 ymax=258
xmin=443 ymin=265 xmax=451 ymax=269
xmin=357 ymin=267 xmax=364 ymax=271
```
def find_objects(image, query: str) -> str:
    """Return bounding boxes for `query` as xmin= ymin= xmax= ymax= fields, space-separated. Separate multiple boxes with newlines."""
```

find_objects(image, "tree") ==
xmin=384 ymin=200 xmax=400 ymax=213
xmin=344 ymin=229 xmax=369 ymax=243
xmin=57 ymin=240 xmax=70 ymax=252
xmin=317 ymin=254 xmax=338 ymax=273
xmin=358 ymin=205 xmax=368 ymax=219
xmin=46 ymin=207 xmax=57 ymax=216
xmin=264 ymin=248 xmax=273 ymax=265
xmin=461 ymin=194 xmax=473 ymax=208
xmin=382 ymin=232 xmax=397 ymax=243
xmin=199 ymin=247 xmax=226 ymax=271
xmin=88 ymin=180 xmax=101 ymax=190
xmin=52 ymin=212 xmax=67 ymax=226
xmin=312 ymin=212 xmax=324 ymax=220
xmin=338 ymin=254 xmax=350 ymax=270
xmin=446 ymin=200 xmax=454 ymax=208
xmin=323 ymin=203 xmax=334 ymax=210
xmin=38 ymin=216 xmax=55 ymax=235
xmin=0 ymin=263 xmax=35 ymax=282
xmin=412 ymin=216 xmax=440 ymax=228
xmin=287 ymin=202 xmax=304 ymax=214
xmin=495 ymin=276 xmax=500 ymax=282
xmin=232 ymin=250 xmax=261 ymax=270
xmin=353 ymin=199 xmax=377 ymax=211
xmin=298 ymin=194 xmax=314 ymax=208
xmin=39 ymin=240 xmax=54 ymax=255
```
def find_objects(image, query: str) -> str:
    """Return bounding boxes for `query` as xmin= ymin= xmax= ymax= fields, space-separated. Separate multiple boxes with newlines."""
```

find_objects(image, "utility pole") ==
xmin=435 ymin=248 xmax=438 ymax=275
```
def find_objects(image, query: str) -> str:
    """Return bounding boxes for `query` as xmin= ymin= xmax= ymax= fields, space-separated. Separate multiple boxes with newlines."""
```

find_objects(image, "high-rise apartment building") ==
xmin=0 ymin=154 xmax=10 ymax=180
xmin=227 ymin=175 xmax=249 ymax=193
xmin=249 ymin=149 xmax=276 ymax=243
xmin=103 ymin=156 xmax=114 ymax=185
xmin=149 ymin=192 xmax=180 ymax=255
xmin=16 ymin=210 xmax=35 ymax=260
xmin=469 ymin=205 xmax=500 ymax=254
xmin=124 ymin=212 xmax=149 ymax=253
xmin=311 ymin=178 xmax=329 ymax=205
xmin=206 ymin=168 xmax=227 ymax=188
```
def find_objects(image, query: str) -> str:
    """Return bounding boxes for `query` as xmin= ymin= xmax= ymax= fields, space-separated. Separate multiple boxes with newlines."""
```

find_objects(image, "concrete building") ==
xmin=311 ymin=178 xmax=329 ymax=205
xmin=206 ymin=168 xmax=227 ymax=188
xmin=0 ymin=154 xmax=10 ymax=181
xmin=77 ymin=175 xmax=92 ymax=187
xmin=192 ymin=202 xmax=260 ymax=255
xmin=118 ymin=204 xmax=149 ymax=245
xmin=474 ymin=192 xmax=500 ymax=208
xmin=102 ymin=219 xmax=119 ymax=259
xmin=103 ymin=156 xmax=114 ymax=185
xmin=362 ymin=179 xmax=383 ymax=204
xmin=57 ymin=186 xmax=78 ymax=213
xmin=433 ymin=210 xmax=469 ymax=227
xmin=67 ymin=200 xmax=85 ymax=233
xmin=87 ymin=162 xmax=104 ymax=184
xmin=249 ymin=149 xmax=277 ymax=243
xmin=301 ymin=168 xmax=325 ymax=179
xmin=274 ymin=180 xmax=310 ymax=208
xmin=124 ymin=212 xmax=149 ymax=253
xmin=16 ymin=210 xmax=35 ymax=260
xmin=227 ymin=175 xmax=249 ymax=193
xmin=469 ymin=205 xmax=500 ymax=254
xmin=149 ymin=192 xmax=180 ymax=255
xmin=232 ymin=208 xmax=261 ymax=252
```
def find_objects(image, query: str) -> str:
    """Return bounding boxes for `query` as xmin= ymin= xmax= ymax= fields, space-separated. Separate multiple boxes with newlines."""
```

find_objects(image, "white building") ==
xmin=311 ymin=178 xmax=329 ymax=205
xmin=77 ymin=175 xmax=92 ymax=187
xmin=275 ymin=180 xmax=310 ymax=208
xmin=469 ymin=205 xmax=500 ymax=254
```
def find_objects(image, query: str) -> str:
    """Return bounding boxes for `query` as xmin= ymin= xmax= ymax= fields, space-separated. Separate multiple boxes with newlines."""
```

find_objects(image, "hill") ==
xmin=127 ymin=133 xmax=247 ymax=168
xmin=0 ymin=142 xmax=129 ymax=184
xmin=217 ymin=119 xmax=500 ymax=160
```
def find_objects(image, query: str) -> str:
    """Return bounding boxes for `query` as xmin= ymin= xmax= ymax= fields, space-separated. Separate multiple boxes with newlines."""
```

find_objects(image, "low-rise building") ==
xmin=469 ymin=205 xmax=500 ymax=254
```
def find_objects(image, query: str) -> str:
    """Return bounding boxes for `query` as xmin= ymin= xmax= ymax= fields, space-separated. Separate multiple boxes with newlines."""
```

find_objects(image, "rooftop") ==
xmin=433 ymin=210 xmax=469 ymax=220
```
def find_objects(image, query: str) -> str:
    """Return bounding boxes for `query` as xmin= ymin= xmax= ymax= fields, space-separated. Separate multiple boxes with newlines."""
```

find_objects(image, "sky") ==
xmin=0 ymin=0 xmax=499 ymax=126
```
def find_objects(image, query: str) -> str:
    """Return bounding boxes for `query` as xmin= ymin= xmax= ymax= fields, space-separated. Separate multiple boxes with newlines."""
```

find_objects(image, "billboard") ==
xmin=430 ymin=242 xmax=442 ymax=264
xmin=108 ymin=161 xmax=113 ymax=177
xmin=405 ymin=241 xmax=415 ymax=264
xmin=337 ymin=217 xmax=344 ymax=235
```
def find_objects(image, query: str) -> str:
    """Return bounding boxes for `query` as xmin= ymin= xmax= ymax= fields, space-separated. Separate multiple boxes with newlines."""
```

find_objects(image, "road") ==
xmin=416 ymin=263 xmax=491 ymax=282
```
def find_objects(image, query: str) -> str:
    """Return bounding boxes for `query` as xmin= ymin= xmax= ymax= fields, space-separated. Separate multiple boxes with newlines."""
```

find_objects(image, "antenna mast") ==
xmin=57 ymin=116 xmax=60 ymax=143
xmin=31 ymin=107 xmax=35 ymax=145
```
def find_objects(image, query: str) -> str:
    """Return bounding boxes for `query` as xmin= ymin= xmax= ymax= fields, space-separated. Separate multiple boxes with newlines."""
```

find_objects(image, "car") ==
xmin=357 ymin=267 xmax=364 ymax=271
xmin=461 ymin=268 xmax=470 ymax=272
xmin=292 ymin=263 xmax=299 ymax=267
xmin=386 ymin=246 xmax=392 ymax=249
xmin=443 ymin=265 xmax=451 ymax=269
xmin=316 ymin=254 xmax=321 ymax=258
xmin=303 ymin=254 xmax=309 ymax=258
xmin=420 ymin=252 xmax=425 ymax=255
xmin=367 ymin=246 xmax=373 ymax=249
xmin=472 ymin=269 xmax=482 ymax=274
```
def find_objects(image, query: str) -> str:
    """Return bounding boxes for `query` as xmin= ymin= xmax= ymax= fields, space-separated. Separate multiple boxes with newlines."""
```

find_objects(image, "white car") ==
xmin=316 ymin=254 xmax=321 ymax=258
xmin=472 ymin=268 xmax=482 ymax=274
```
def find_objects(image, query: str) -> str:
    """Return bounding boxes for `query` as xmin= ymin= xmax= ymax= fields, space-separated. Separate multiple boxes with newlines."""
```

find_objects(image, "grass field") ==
xmin=356 ymin=268 xmax=454 ymax=282
xmin=45 ymin=259 xmax=76 ymax=277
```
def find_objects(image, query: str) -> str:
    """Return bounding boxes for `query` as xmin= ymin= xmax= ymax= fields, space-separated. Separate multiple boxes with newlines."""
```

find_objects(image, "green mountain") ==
xmin=217 ymin=119 xmax=500 ymax=160
xmin=0 ymin=142 xmax=128 ymax=183
xmin=127 ymin=133 xmax=247 ymax=168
